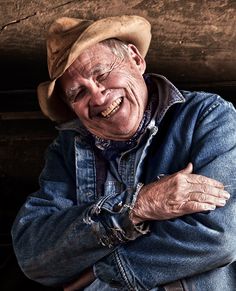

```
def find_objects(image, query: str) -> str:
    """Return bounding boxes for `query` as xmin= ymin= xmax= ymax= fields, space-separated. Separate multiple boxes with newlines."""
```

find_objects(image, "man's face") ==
xmin=59 ymin=42 xmax=148 ymax=140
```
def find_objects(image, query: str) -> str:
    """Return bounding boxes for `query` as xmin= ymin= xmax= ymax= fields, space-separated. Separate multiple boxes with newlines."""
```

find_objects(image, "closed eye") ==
xmin=74 ymin=87 xmax=87 ymax=102
xmin=97 ymin=71 xmax=110 ymax=82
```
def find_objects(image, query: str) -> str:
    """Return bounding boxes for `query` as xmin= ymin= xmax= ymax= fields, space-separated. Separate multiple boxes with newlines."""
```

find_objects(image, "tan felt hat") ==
xmin=37 ymin=15 xmax=152 ymax=123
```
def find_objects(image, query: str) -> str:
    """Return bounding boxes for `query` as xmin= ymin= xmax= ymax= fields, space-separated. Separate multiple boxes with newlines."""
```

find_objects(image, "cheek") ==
xmin=72 ymin=101 xmax=89 ymax=119
xmin=107 ymin=68 xmax=137 ymax=87
xmin=104 ymin=75 xmax=126 ymax=89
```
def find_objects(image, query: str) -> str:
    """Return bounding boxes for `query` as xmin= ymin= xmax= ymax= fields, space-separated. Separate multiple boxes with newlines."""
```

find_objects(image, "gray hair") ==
xmin=100 ymin=38 xmax=129 ymax=60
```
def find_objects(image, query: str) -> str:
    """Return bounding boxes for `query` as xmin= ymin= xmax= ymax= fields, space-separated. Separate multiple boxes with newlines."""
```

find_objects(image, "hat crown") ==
xmin=46 ymin=15 xmax=151 ymax=80
xmin=47 ymin=17 xmax=93 ymax=79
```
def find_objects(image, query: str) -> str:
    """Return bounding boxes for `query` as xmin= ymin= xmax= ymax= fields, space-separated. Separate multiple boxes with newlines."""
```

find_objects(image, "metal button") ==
xmin=113 ymin=201 xmax=123 ymax=212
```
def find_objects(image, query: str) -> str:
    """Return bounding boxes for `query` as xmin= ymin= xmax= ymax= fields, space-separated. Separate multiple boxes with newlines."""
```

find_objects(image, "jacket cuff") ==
xmin=83 ymin=183 xmax=149 ymax=248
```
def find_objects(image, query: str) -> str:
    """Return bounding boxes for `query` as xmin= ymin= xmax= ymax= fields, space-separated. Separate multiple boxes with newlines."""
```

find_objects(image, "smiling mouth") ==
xmin=100 ymin=97 xmax=123 ymax=118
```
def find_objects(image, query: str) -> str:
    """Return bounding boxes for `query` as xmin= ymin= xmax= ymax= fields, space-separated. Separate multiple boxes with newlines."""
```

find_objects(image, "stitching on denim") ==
xmin=74 ymin=137 xmax=80 ymax=203
xmin=75 ymin=137 xmax=96 ymax=202
xmin=196 ymin=102 xmax=220 ymax=126
xmin=114 ymin=250 xmax=134 ymax=290
xmin=93 ymin=193 xmax=114 ymax=215
xmin=91 ymin=148 xmax=97 ymax=198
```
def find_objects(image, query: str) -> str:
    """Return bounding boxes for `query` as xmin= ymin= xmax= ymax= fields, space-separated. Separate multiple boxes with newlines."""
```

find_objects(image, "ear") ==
xmin=127 ymin=44 xmax=146 ymax=74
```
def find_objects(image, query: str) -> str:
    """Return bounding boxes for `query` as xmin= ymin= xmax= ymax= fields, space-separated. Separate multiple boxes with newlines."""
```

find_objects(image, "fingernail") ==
xmin=224 ymin=193 xmax=230 ymax=199
xmin=219 ymin=199 xmax=226 ymax=205
xmin=207 ymin=205 xmax=216 ymax=210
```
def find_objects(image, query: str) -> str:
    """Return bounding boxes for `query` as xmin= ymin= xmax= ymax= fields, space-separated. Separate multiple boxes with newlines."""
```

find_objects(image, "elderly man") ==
xmin=12 ymin=15 xmax=236 ymax=291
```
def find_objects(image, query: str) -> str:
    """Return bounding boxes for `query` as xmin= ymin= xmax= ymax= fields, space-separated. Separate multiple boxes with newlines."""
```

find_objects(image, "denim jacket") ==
xmin=12 ymin=74 xmax=236 ymax=290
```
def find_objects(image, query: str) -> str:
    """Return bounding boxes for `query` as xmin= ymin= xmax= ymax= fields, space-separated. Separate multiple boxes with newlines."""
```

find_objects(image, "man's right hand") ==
xmin=130 ymin=163 xmax=230 ymax=224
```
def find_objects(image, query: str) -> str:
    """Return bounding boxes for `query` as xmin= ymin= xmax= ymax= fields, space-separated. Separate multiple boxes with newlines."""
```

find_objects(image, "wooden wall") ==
xmin=0 ymin=1 xmax=235 ymax=289
xmin=1 ymin=0 xmax=236 ymax=190
xmin=1 ymin=0 xmax=236 ymax=89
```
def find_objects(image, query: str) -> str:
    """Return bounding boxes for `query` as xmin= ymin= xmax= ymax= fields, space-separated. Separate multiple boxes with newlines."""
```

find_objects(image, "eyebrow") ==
xmin=90 ymin=64 xmax=110 ymax=76
xmin=64 ymin=86 xmax=81 ymax=101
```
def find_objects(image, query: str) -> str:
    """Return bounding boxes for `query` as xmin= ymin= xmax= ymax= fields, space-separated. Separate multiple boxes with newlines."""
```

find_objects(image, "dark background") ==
xmin=1 ymin=1 xmax=236 ymax=290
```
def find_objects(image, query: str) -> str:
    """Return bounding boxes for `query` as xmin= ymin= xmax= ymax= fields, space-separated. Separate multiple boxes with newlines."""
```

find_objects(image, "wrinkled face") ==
xmin=59 ymin=42 xmax=148 ymax=140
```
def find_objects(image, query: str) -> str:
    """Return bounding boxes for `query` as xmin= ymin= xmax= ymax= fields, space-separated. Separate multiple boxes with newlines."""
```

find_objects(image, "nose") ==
xmin=89 ymin=81 xmax=107 ymax=106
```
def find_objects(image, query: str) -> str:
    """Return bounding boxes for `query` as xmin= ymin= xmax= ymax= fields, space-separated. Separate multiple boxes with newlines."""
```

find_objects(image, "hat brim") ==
xmin=37 ymin=80 xmax=77 ymax=123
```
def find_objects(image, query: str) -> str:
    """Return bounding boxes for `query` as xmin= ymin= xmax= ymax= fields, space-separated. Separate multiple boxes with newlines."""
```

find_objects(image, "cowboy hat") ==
xmin=37 ymin=15 xmax=152 ymax=123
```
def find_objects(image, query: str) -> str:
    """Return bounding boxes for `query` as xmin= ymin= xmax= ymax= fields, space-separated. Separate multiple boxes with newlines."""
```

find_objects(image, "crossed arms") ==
xmin=12 ymin=97 xmax=236 ymax=289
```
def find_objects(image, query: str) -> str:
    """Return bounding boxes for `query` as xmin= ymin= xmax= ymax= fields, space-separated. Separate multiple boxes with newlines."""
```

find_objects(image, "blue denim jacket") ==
xmin=12 ymin=74 xmax=236 ymax=290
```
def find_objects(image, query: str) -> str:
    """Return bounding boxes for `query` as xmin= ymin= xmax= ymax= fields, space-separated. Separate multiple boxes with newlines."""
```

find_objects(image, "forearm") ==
xmin=11 ymin=186 xmax=148 ymax=286
xmin=95 ymin=166 xmax=235 ymax=289
xmin=11 ymin=201 xmax=111 ymax=286
xmin=11 ymin=133 xmax=149 ymax=286
xmin=95 ymin=201 xmax=236 ymax=290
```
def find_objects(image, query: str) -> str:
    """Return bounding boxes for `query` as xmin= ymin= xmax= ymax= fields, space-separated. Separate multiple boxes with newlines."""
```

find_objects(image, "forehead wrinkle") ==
xmin=92 ymin=57 xmax=123 ymax=76
xmin=67 ymin=61 xmax=86 ymax=79
xmin=67 ymin=45 xmax=123 ymax=79
xmin=63 ymin=52 xmax=124 ymax=100
xmin=67 ymin=62 xmax=101 ymax=81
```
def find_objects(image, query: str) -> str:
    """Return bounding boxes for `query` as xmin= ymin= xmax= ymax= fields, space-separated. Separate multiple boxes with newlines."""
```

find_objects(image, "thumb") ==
xmin=179 ymin=162 xmax=193 ymax=174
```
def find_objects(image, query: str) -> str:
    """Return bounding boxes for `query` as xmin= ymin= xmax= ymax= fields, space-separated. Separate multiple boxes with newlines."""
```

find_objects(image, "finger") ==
xmin=186 ymin=174 xmax=224 ymax=189
xmin=64 ymin=269 xmax=95 ymax=291
xmin=188 ymin=184 xmax=230 ymax=199
xmin=179 ymin=162 xmax=193 ymax=174
xmin=188 ymin=192 xmax=228 ymax=207
xmin=184 ymin=201 xmax=217 ymax=213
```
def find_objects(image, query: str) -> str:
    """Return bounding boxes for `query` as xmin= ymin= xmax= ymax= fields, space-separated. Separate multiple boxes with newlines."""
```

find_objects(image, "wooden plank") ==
xmin=0 ymin=0 xmax=235 ymax=90
xmin=0 ymin=111 xmax=45 ymax=120
xmin=0 ymin=119 xmax=56 ymax=179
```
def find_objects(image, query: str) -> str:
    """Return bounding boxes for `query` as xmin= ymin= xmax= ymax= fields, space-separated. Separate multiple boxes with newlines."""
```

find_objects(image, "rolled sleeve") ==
xmin=83 ymin=183 xmax=149 ymax=247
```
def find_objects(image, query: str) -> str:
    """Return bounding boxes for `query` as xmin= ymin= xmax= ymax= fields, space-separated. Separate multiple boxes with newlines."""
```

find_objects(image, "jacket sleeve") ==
xmin=11 ymin=132 xmax=148 ymax=287
xmin=94 ymin=97 xmax=236 ymax=290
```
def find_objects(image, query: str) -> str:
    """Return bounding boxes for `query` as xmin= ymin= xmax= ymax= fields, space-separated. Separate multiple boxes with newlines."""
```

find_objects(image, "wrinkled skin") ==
xmin=63 ymin=164 xmax=230 ymax=290
xmin=130 ymin=163 xmax=230 ymax=224
xmin=59 ymin=42 xmax=148 ymax=141
xmin=60 ymin=43 xmax=230 ymax=290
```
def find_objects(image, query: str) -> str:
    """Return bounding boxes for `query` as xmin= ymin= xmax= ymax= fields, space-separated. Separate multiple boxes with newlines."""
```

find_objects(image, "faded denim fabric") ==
xmin=12 ymin=74 xmax=236 ymax=290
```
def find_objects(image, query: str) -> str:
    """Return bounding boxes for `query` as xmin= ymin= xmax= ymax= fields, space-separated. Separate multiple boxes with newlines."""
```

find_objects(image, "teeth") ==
xmin=101 ymin=98 xmax=122 ymax=118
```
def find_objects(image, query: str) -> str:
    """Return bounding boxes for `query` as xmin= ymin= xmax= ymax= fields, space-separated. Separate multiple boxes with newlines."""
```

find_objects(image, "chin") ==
xmin=89 ymin=121 xmax=139 ymax=140
xmin=93 ymin=131 xmax=131 ymax=141
xmin=106 ymin=130 xmax=138 ymax=141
